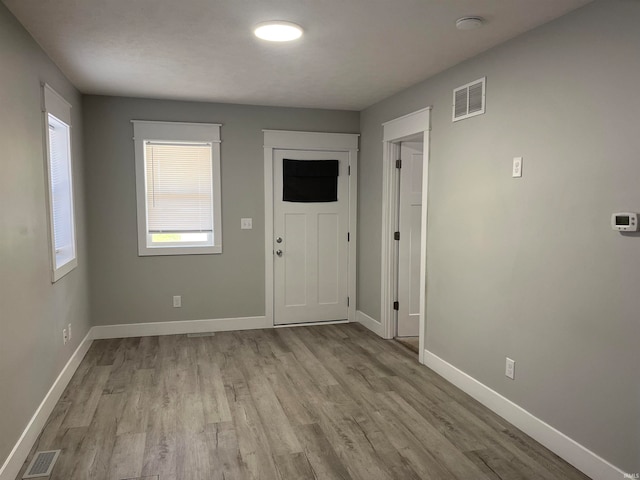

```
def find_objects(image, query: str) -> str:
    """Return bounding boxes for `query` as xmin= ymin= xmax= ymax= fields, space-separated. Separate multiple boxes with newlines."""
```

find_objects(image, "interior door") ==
xmin=273 ymin=149 xmax=349 ymax=325
xmin=397 ymin=141 xmax=423 ymax=337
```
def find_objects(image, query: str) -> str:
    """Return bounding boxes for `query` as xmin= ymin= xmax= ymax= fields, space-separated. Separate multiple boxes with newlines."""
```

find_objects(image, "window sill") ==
xmin=137 ymin=245 xmax=222 ymax=256
xmin=52 ymin=258 xmax=78 ymax=283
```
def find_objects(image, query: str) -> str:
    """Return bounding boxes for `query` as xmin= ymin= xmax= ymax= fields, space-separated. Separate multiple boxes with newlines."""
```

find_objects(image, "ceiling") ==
xmin=4 ymin=0 xmax=592 ymax=110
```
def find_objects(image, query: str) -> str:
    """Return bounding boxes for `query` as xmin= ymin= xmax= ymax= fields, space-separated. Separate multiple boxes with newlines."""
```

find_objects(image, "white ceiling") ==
xmin=4 ymin=0 xmax=592 ymax=110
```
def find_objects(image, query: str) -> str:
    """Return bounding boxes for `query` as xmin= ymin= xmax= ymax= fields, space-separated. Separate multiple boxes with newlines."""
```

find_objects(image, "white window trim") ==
xmin=42 ymin=83 xmax=78 ymax=282
xmin=132 ymin=120 xmax=223 ymax=256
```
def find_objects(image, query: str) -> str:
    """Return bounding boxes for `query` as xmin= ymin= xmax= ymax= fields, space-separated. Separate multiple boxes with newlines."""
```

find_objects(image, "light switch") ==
xmin=241 ymin=218 xmax=253 ymax=230
xmin=512 ymin=157 xmax=523 ymax=178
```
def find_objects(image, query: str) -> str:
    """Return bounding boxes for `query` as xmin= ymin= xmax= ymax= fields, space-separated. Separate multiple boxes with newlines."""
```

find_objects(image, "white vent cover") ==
xmin=452 ymin=77 xmax=486 ymax=122
xmin=23 ymin=450 xmax=60 ymax=478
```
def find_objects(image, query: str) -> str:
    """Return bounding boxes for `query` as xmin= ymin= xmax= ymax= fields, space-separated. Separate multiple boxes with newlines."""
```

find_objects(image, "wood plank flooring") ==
xmin=17 ymin=324 xmax=591 ymax=480
xmin=394 ymin=337 xmax=419 ymax=354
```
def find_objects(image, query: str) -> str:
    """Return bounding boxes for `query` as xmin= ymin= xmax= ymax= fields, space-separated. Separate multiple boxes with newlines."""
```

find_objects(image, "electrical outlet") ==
xmin=173 ymin=295 xmax=182 ymax=308
xmin=63 ymin=328 xmax=68 ymax=345
xmin=68 ymin=323 xmax=72 ymax=341
xmin=512 ymin=157 xmax=523 ymax=178
xmin=505 ymin=357 xmax=515 ymax=380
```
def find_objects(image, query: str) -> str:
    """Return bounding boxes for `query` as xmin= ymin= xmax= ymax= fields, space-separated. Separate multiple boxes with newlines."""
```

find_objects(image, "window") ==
xmin=133 ymin=121 xmax=222 ymax=255
xmin=43 ymin=84 xmax=77 ymax=282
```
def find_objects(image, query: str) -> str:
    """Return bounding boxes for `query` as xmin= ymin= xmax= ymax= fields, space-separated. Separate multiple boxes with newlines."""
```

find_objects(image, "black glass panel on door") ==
xmin=283 ymin=159 xmax=339 ymax=202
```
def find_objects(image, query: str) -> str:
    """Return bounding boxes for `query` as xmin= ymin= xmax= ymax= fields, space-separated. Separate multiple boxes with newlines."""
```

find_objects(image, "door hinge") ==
xmin=396 ymin=159 xmax=402 ymax=169
xmin=347 ymin=296 xmax=350 ymax=307
xmin=347 ymin=232 xmax=350 ymax=242
xmin=394 ymin=231 xmax=400 ymax=241
xmin=393 ymin=301 xmax=399 ymax=311
xmin=348 ymin=165 xmax=351 ymax=176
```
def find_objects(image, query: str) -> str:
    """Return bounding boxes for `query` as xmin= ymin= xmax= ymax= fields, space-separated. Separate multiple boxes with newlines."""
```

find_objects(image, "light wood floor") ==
xmin=394 ymin=337 xmax=419 ymax=354
xmin=18 ymin=324 xmax=590 ymax=480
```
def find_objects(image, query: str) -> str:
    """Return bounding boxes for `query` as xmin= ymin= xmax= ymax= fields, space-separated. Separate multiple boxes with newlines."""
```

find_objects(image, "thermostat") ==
xmin=611 ymin=212 xmax=639 ymax=232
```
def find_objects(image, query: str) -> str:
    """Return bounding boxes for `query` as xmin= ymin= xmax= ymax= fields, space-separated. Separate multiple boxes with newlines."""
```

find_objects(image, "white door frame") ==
xmin=263 ymin=130 xmax=359 ymax=327
xmin=380 ymin=108 xmax=431 ymax=364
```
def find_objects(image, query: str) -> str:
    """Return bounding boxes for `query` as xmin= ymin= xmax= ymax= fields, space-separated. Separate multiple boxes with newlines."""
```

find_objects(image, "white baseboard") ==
xmin=91 ymin=315 xmax=270 ymax=339
xmin=0 ymin=330 xmax=94 ymax=480
xmin=423 ymin=349 xmax=627 ymax=480
xmin=356 ymin=310 xmax=385 ymax=337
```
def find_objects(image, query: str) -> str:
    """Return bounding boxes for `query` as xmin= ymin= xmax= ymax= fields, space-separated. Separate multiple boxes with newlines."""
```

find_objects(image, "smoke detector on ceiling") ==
xmin=456 ymin=17 xmax=485 ymax=31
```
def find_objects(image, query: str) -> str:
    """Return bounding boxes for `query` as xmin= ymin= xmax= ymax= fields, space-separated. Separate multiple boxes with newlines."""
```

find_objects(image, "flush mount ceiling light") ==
xmin=254 ymin=21 xmax=303 ymax=42
xmin=456 ymin=16 xmax=485 ymax=31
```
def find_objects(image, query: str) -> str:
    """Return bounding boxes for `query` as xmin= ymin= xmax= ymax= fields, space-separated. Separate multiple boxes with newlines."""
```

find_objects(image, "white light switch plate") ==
xmin=173 ymin=295 xmax=182 ymax=308
xmin=512 ymin=157 xmax=523 ymax=178
xmin=241 ymin=218 xmax=253 ymax=230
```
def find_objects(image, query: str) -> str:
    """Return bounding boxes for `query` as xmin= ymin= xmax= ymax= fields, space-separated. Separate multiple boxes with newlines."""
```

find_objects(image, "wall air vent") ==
xmin=452 ymin=77 xmax=486 ymax=122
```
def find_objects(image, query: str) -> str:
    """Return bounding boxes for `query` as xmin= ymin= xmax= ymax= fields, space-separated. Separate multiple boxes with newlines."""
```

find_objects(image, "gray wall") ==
xmin=359 ymin=0 xmax=639 ymax=473
xmin=0 ymin=3 xmax=90 ymax=467
xmin=83 ymin=96 xmax=359 ymax=326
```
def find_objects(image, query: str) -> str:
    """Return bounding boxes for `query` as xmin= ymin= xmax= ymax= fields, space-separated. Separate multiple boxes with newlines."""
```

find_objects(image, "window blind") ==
xmin=145 ymin=142 xmax=214 ymax=233
xmin=48 ymin=115 xmax=75 ymax=267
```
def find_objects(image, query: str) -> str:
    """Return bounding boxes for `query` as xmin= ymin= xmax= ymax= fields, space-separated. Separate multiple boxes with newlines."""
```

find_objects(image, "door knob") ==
xmin=276 ymin=237 xmax=283 ymax=243
xmin=276 ymin=249 xmax=283 ymax=257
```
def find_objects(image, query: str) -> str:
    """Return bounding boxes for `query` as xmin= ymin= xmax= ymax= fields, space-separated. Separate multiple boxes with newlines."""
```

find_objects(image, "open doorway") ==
xmin=394 ymin=138 xmax=424 ymax=355
xmin=379 ymin=107 xmax=430 ymax=364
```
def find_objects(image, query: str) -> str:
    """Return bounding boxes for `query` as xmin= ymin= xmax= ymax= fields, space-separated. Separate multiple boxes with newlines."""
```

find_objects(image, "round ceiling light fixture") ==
xmin=254 ymin=21 xmax=303 ymax=42
xmin=456 ymin=16 xmax=485 ymax=31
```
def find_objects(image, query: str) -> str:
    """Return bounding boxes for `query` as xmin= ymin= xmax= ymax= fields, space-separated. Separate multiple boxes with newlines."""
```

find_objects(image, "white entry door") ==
xmin=397 ymin=142 xmax=423 ymax=337
xmin=273 ymin=149 xmax=350 ymax=325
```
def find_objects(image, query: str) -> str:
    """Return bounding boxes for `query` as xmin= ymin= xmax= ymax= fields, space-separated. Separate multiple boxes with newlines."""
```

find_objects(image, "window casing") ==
xmin=43 ymin=84 xmax=77 ymax=282
xmin=133 ymin=121 xmax=222 ymax=256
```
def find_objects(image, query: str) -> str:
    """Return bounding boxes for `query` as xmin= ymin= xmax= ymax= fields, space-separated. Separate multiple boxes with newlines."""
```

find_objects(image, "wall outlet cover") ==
xmin=506 ymin=357 xmax=515 ymax=379
xmin=173 ymin=295 xmax=182 ymax=308
xmin=241 ymin=218 xmax=253 ymax=230
xmin=512 ymin=157 xmax=523 ymax=178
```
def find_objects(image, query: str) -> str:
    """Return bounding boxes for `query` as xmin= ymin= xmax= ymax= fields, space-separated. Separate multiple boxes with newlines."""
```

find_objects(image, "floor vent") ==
xmin=23 ymin=450 xmax=60 ymax=478
xmin=120 ymin=476 xmax=159 ymax=480
xmin=187 ymin=332 xmax=216 ymax=337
